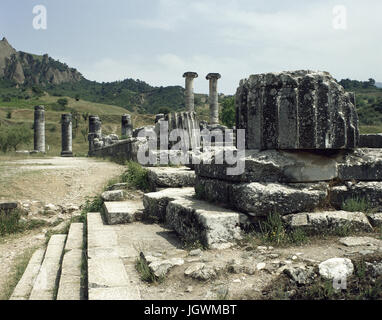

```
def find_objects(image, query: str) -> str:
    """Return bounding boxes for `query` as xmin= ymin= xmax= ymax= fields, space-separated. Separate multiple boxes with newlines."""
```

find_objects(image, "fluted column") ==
xmin=33 ymin=105 xmax=45 ymax=153
xmin=206 ymin=73 xmax=221 ymax=125
xmin=183 ymin=72 xmax=198 ymax=112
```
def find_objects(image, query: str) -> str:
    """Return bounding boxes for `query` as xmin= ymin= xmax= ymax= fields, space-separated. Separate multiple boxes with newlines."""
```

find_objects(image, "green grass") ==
xmin=258 ymin=212 xmax=308 ymax=246
xmin=135 ymin=254 xmax=164 ymax=284
xmin=121 ymin=161 xmax=151 ymax=192
xmin=342 ymin=197 xmax=370 ymax=213
xmin=263 ymin=254 xmax=382 ymax=300
xmin=0 ymin=246 xmax=39 ymax=300
xmin=0 ymin=93 xmax=155 ymax=156
xmin=0 ymin=209 xmax=47 ymax=237
xmin=240 ymin=212 xmax=308 ymax=248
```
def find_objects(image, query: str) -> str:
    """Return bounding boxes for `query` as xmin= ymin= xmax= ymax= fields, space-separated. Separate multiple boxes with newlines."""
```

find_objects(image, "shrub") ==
xmin=121 ymin=161 xmax=151 ymax=192
xmin=342 ymin=197 xmax=370 ymax=212
xmin=0 ymin=125 xmax=33 ymax=153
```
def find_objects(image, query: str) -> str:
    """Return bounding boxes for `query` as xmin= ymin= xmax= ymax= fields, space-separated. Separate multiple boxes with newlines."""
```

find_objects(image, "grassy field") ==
xmin=0 ymin=93 xmax=155 ymax=156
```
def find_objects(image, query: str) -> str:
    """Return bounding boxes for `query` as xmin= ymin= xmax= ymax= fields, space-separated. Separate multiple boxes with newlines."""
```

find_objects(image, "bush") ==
xmin=0 ymin=209 xmax=47 ymax=236
xmin=342 ymin=197 xmax=370 ymax=212
xmin=57 ymin=98 xmax=69 ymax=107
xmin=121 ymin=161 xmax=151 ymax=192
xmin=220 ymin=96 xmax=235 ymax=128
xmin=0 ymin=125 xmax=33 ymax=153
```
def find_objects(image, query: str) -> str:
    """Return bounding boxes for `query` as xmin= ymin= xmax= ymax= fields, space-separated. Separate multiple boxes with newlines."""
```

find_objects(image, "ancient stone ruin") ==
xmin=11 ymin=70 xmax=382 ymax=301
xmin=61 ymin=113 xmax=73 ymax=157
xmin=236 ymin=71 xmax=359 ymax=150
xmin=33 ymin=105 xmax=45 ymax=153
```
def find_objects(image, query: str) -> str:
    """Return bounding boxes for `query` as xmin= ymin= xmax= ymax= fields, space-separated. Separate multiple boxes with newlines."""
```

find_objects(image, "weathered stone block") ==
xmin=330 ymin=182 xmax=382 ymax=210
xmin=101 ymin=190 xmax=125 ymax=201
xmin=103 ymin=201 xmax=144 ymax=225
xmin=195 ymin=149 xmax=339 ymax=183
xmin=283 ymin=211 xmax=373 ymax=234
xmin=359 ymin=134 xmax=382 ymax=148
xmin=147 ymin=166 xmax=196 ymax=188
xmin=236 ymin=70 xmax=359 ymax=150
xmin=337 ymin=149 xmax=382 ymax=181
xmin=230 ymin=182 xmax=328 ymax=216
xmin=143 ymin=187 xmax=194 ymax=221
xmin=165 ymin=195 xmax=250 ymax=248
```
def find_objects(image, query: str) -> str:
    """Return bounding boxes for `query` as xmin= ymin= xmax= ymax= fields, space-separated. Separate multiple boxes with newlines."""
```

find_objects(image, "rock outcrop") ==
xmin=0 ymin=37 xmax=83 ymax=85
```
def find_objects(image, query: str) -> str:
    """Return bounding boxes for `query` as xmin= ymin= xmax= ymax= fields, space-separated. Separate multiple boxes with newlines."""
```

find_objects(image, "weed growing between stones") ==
xmin=262 ymin=253 xmax=382 ymax=300
xmin=182 ymin=239 xmax=206 ymax=251
xmin=258 ymin=212 xmax=308 ymax=246
xmin=121 ymin=161 xmax=151 ymax=192
xmin=135 ymin=254 xmax=164 ymax=284
xmin=239 ymin=212 xmax=308 ymax=248
xmin=0 ymin=208 xmax=47 ymax=237
xmin=342 ymin=197 xmax=370 ymax=213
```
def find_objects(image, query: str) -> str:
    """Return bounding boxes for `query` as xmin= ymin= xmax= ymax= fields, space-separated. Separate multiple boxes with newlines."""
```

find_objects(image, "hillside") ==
xmin=0 ymin=37 xmax=83 ymax=85
xmin=0 ymin=92 xmax=154 ymax=156
xmin=0 ymin=37 xmax=207 ymax=114
xmin=339 ymin=78 xmax=382 ymax=133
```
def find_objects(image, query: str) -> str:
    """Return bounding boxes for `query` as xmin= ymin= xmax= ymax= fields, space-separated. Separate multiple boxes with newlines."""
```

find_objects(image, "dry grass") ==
xmin=0 ymin=246 xmax=38 ymax=300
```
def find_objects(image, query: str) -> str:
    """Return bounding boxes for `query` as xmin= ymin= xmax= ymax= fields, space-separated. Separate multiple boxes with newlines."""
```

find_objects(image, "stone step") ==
xmin=146 ymin=166 xmax=195 ymax=189
xmin=165 ymin=195 xmax=250 ymax=249
xmin=87 ymin=212 xmax=141 ymax=300
xmin=103 ymin=201 xmax=144 ymax=225
xmin=282 ymin=211 xmax=373 ymax=235
xmin=57 ymin=223 xmax=84 ymax=300
xmin=143 ymin=187 xmax=195 ymax=222
xmin=9 ymin=248 xmax=45 ymax=300
xmin=29 ymin=234 xmax=67 ymax=300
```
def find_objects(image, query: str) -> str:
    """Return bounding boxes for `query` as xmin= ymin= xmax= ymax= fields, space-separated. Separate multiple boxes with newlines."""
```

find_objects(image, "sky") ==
xmin=0 ymin=0 xmax=381 ymax=94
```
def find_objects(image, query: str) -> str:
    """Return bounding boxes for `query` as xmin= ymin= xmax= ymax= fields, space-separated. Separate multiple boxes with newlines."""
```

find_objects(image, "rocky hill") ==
xmin=0 ymin=37 xmax=83 ymax=86
xmin=0 ymin=37 xmax=204 ymax=114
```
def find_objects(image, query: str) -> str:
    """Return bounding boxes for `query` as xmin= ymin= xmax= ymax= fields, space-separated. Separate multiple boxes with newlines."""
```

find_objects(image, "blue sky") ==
xmin=0 ymin=0 xmax=381 ymax=94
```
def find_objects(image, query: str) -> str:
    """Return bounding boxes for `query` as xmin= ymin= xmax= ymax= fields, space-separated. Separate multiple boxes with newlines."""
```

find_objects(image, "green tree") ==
xmin=158 ymin=107 xmax=171 ymax=115
xmin=220 ymin=96 xmax=235 ymax=128
xmin=57 ymin=98 xmax=68 ymax=108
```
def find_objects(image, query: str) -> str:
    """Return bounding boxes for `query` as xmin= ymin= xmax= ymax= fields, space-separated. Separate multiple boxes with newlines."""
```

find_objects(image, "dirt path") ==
xmin=0 ymin=157 xmax=125 ymax=299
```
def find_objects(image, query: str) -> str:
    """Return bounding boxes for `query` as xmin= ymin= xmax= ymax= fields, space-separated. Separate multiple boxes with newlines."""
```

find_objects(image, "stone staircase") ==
xmin=10 ymin=223 xmax=84 ymax=300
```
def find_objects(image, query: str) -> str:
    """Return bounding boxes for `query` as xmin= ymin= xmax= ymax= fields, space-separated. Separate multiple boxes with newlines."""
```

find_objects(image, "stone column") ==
xmin=155 ymin=113 xmax=165 ymax=123
xmin=206 ymin=73 xmax=221 ymax=125
xmin=33 ymin=105 xmax=45 ymax=153
xmin=121 ymin=114 xmax=133 ymax=138
xmin=88 ymin=115 xmax=102 ymax=153
xmin=183 ymin=72 xmax=198 ymax=112
xmin=61 ymin=114 xmax=73 ymax=157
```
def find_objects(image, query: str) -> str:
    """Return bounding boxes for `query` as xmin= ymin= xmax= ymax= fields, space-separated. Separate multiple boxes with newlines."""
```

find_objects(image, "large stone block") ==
xmin=195 ymin=149 xmax=339 ymax=183
xmin=230 ymin=182 xmax=328 ymax=217
xmin=236 ymin=70 xmax=359 ymax=150
xmin=337 ymin=149 xmax=382 ymax=181
xmin=147 ymin=166 xmax=196 ymax=188
xmin=359 ymin=134 xmax=382 ymax=148
xmin=330 ymin=182 xmax=382 ymax=210
xmin=165 ymin=195 xmax=250 ymax=248
xmin=143 ymin=187 xmax=194 ymax=221
xmin=103 ymin=201 xmax=144 ymax=225
xmin=283 ymin=211 xmax=373 ymax=235
xmin=195 ymin=177 xmax=328 ymax=216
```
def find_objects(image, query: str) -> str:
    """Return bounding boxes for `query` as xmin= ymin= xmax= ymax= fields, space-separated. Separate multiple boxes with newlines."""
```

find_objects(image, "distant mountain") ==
xmin=376 ymin=82 xmax=382 ymax=88
xmin=0 ymin=37 xmax=204 ymax=114
xmin=0 ymin=37 xmax=83 ymax=85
